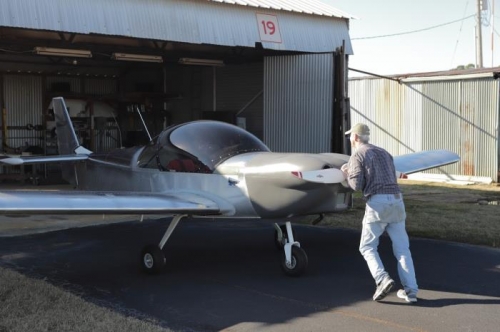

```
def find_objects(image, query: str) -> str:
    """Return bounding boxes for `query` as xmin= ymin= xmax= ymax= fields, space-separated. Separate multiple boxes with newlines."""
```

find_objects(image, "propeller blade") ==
xmin=292 ymin=168 xmax=346 ymax=184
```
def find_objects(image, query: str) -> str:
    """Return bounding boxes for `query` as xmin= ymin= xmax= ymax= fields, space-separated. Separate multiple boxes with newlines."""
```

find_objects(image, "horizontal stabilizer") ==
xmin=292 ymin=168 xmax=346 ymax=184
xmin=0 ymin=191 xmax=220 ymax=215
xmin=0 ymin=154 xmax=89 ymax=165
xmin=393 ymin=150 xmax=460 ymax=175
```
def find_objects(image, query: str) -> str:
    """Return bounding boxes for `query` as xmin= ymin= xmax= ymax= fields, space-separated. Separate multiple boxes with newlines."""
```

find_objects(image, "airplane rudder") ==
xmin=52 ymin=97 xmax=80 ymax=155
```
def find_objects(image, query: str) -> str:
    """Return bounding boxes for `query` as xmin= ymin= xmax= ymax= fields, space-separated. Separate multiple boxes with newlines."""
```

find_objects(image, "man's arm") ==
xmin=344 ymin=155 xmax=365 ymax=191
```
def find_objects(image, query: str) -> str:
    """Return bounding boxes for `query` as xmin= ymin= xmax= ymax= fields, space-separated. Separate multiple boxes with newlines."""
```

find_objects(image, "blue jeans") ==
xmin=359 ymin=194 xmax=418 ymax=296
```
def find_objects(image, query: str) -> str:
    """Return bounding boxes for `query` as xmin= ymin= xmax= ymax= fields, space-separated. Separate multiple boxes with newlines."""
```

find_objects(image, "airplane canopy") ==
xmin=151 ymin=121 xmax=270 ymax=172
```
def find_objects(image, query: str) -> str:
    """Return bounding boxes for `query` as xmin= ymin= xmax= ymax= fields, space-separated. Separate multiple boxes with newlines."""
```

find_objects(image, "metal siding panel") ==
xmin=420 ymin=81 xmax=460 ymax=176
xmin=461 ymin=79 xmax=499 ymax=179
xmin=215 ymin=63 xmax=264 ymax=138
xmin=84 ymin=78 xmax=117 ymax=96
xmin=348 ymin=76 xmax=499 ymax=181
xmin=263 ymin=53 xmax=333 ymax=153
xmin=402 ymin=83 xmax=423 ymax=154
xmin=210 ymin=0 xmax=354 ymax=18
xmin=260 ymin=13 xmax=352 ymax=53
xmin=349 ymin=79 xmax=420 ymax=157
xmin=3 ymin=75 xmax=43 ymax=150
xmin=46 ymin=76 xmax=82 ymax=94
xmin=0 ymin=0 xmax=352 ymax=54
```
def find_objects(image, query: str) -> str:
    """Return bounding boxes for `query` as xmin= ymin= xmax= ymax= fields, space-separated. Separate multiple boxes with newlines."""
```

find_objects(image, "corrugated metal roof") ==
xmin=208 ymin=0 xmax=354 ymax=19
xmin=350 ymin=66 xmax=500 ymax=81
xmin=0 ymin=0 xmax=352 ymax=54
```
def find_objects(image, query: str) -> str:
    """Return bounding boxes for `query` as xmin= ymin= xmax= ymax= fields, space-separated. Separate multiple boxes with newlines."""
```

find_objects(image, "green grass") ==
xmin=0 ymin=268 xmax=171 ymax=332
xmin=320 ymin=181 xmax=500 ymax=248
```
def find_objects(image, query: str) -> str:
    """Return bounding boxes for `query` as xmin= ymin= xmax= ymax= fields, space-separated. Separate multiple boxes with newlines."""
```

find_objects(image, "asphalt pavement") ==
xmin=0 ymin=216 xmax=499 ymax=332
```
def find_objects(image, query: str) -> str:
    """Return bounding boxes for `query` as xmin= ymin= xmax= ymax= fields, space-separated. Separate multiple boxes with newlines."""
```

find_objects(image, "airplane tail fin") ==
xmin=52 ymin=97 xmax=92 ymax=156
xmin=52 ymin=97 xmax=92 ymax=185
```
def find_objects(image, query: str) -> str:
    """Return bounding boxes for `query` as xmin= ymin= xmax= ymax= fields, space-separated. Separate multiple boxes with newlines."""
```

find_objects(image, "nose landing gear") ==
xmin=274 ymin=221 xmax=308 ymax=276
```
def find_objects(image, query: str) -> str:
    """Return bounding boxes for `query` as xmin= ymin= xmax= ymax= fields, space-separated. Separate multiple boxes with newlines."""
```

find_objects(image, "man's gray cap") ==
xmin=345 ymin=123 xmax=370 ymax=136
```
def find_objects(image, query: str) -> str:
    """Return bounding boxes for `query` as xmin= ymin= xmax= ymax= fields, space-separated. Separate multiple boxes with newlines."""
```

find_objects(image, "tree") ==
xmin=454 ymin=64 xmax=476 ymax=70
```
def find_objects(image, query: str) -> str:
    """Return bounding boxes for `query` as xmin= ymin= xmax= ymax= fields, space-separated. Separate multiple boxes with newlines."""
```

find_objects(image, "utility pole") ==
xmin=476 ymin=0 xmax=483 ymax=68
xmin=492 ymin=0 xmax=495 ymax=67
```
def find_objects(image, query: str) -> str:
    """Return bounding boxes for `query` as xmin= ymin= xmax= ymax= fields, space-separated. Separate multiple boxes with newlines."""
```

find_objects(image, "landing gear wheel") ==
xmin=140 ymin=245 xmax=166 ymax=274
xmin=274 ymin=224 xmax=296 ymax=249
xmin=281 ymin=246 xmax=308 ymax=277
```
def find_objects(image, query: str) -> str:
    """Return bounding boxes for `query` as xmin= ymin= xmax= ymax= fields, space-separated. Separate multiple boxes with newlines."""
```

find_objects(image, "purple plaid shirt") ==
xmin=346 ymin=143 xmax=400 ymax=199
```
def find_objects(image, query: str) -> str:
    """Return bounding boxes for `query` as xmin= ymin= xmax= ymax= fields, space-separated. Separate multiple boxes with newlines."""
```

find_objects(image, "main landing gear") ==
xmin=274 ymin=222 xmax=308 ymax=276
xmin=140 ymin=214 xmax=186 ymax=274
xmin=140 ymin=215 xmax=308 ymax=277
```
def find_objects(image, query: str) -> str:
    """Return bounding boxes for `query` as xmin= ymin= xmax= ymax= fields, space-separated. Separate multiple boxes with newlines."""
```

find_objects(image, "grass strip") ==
xmin=0 ymin=268 xmax=171 ymax=332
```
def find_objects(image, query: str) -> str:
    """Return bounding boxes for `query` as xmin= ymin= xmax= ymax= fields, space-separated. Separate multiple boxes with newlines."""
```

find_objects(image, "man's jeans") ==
xmin=359 ymin=194 xmax=418 ymax=296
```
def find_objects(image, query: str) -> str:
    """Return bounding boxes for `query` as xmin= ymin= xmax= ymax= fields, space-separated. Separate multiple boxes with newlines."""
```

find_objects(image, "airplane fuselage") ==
xmin=74 ymin=148 xmax=352 ymax=219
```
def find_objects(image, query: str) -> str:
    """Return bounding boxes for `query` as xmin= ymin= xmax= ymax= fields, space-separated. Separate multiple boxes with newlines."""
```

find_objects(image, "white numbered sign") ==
xmin=256 ymin=13 xmax=282 ymax=43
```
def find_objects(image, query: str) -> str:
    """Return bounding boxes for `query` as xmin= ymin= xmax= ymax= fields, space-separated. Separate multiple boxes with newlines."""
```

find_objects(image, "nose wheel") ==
xmin=281 ymin=245 xmax=308 ymax=276
xmin=274 ymin=222 xmax=308 ymax=276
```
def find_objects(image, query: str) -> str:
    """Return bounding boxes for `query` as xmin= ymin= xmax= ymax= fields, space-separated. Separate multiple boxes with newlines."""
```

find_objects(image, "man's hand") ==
xmin=340 ymin=163 xmax=349 ymax=177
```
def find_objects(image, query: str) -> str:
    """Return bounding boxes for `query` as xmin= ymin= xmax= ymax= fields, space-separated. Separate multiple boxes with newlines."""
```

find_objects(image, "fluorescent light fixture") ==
xmin=34 ymin=47 xmax=92 ymax=58
xmin=178 ymin=57 xmax=224 ymax=66
xmin=111 ymin=53 xmax=163 ymax=63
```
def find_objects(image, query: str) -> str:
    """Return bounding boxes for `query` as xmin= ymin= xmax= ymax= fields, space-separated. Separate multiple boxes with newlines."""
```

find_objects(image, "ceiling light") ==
xmin=34 ymin=47 xmax=92 ymax=58
xmin=111 ymin=53 xmax=163 ymax=63
xmin=178 ymin=58 xmax=224 ymax=66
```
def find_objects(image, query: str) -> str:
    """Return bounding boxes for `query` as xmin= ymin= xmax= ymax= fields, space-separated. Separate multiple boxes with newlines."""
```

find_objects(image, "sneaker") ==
xmin=373 ymin=277 xmax=395 ymax=301
xmin=397 ymin=289 xmax=417 ymax=303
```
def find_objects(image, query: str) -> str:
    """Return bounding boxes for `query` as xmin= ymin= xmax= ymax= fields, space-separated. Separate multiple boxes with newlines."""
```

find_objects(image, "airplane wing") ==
xmin=393 ymin=149 xmax=460 ymax=176
xmin=293 ymin=149 xmax=460 ymax=184
xmin=0 ymin=154 xmax=88 ymax=165
xmin=0 ymin=191 xmax=220 ymax=215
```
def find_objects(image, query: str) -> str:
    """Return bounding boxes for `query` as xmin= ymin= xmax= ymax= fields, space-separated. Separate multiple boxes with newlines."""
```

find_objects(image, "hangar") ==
xmin=349 ymin=67 xmax=500 ymax=183
xmin=0 ymin=0 xmax=353 ymax=183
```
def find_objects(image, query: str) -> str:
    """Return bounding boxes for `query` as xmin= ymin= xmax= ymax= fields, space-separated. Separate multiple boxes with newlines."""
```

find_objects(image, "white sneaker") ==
xmin=373 ymin=277 xmax=395 ymax=301
xmin=397 ymin=289 xmax=417 ymax=303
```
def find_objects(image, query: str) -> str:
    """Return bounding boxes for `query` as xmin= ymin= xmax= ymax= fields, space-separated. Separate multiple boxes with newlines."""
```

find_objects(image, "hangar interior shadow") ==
xmin=0 ymin=217 xmax=499 ymax=331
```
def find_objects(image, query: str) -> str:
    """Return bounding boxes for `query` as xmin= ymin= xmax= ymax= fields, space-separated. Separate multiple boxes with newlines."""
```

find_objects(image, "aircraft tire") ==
xmin=140 ymin=245 xmax=166 ymax=274
xmin=274 ymin=225 xmax=296 ymax=249
xmin=281 ymin=246 xmax=308 ymax=277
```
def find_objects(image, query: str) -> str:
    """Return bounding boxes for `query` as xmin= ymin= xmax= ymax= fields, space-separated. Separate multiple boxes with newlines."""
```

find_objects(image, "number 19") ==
xmin=261 ymin=21 xmax=276 ymax=35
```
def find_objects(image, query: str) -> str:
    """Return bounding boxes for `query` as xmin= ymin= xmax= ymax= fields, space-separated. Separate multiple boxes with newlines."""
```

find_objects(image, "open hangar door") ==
xmin=0 ymin=41 xmax=284 ymax=185
xmin=263 ymin=51 xmax=349 ymax=154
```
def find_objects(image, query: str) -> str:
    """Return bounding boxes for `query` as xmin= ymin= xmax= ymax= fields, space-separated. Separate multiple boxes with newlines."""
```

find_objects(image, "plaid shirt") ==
xmin=346 ymin=143 xmax=400 ymax=199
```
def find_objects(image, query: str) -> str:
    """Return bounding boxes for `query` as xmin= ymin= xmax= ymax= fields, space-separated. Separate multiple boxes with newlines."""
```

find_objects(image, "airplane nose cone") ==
xmin=241 ymin=152 xmax=351 ymax=218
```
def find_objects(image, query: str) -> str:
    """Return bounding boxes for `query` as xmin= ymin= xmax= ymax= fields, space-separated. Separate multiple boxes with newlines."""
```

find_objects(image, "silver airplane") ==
xmin=0 ymin=97 xmax=460 ymax=276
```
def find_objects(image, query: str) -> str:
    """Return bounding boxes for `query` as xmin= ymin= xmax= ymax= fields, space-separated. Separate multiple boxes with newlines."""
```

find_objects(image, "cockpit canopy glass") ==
xmin=152 ymin=121 xmax=270 ymax=172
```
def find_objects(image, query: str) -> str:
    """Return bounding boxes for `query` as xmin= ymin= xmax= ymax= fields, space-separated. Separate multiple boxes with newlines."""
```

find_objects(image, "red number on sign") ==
xmin=261 ymin=20 xmax=276 ymax=35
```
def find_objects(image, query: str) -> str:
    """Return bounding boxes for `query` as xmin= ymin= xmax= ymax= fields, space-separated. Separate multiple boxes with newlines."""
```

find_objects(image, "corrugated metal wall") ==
xmin=0 ymin=0 xmax=352 ymax=54
xmin=264 ymin=53 xmax=334 ymax=153
xmin=84 ymin=78 xmax=117 ymax=96
xmin=46 ymin=76 xmax=82 ymax=93
xmin=215 ymin=63 xmax=264 ymax=139
xmin=2 ymin=75 xmax=44 ymax=150
xmin=348 ymin=76 xmax=500 ymax=181
xmin=1 ymin=75 xmax=119 ymax=154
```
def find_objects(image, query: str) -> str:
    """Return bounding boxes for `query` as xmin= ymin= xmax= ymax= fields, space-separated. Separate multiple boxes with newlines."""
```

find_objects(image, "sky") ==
xmin=323 ymin=0 xmax=499 ymax=76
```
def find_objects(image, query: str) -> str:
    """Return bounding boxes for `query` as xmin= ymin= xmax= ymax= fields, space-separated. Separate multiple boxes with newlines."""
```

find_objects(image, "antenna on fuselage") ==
xmin=135 ymin=106 xmax=152 ymax=142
